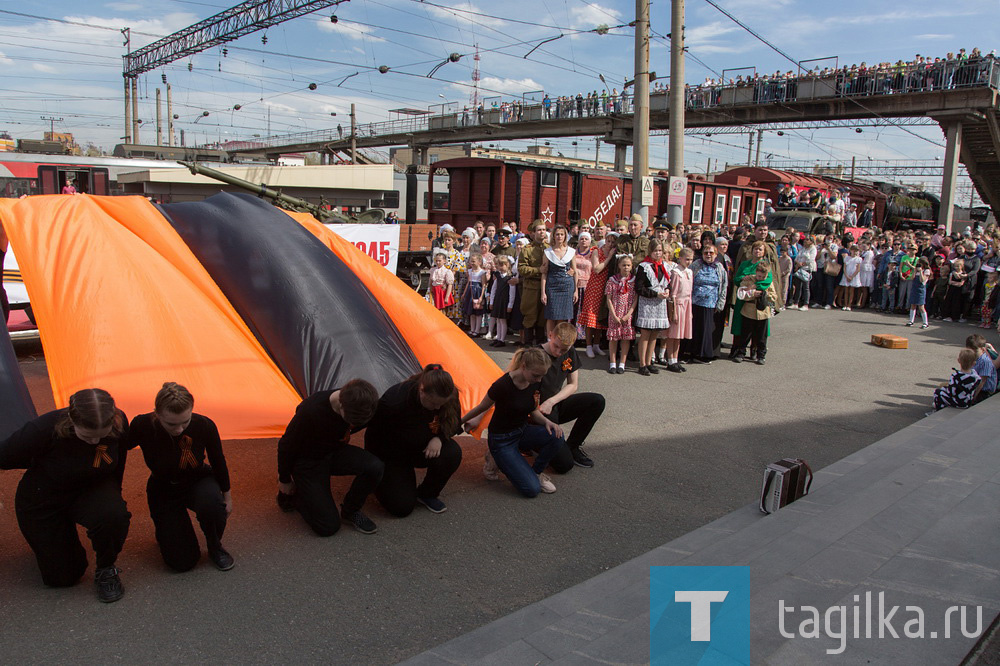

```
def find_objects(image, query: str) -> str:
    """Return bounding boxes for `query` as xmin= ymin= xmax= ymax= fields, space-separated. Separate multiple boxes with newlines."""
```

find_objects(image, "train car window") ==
xmin=372 ymin=190 xmax=400 ymax=208
xmin=729 ymin=195 xmax=741 ymax=225
xmin=691 ymin=191 xmax=704 ymax=224
xmin=540 ymin=170 xmax=557 ymax=187
xmin=432 ymin=192 xmax=449 ymax=210
xmin=714 ymin=194 xmax=726 ymax=224
xmin=756 ymin=197 xmax=766 ymax=216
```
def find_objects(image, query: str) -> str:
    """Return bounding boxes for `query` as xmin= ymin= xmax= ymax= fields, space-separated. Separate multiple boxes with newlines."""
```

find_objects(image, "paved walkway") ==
xmin=403 ymin=405 xmax=1000 ymax=664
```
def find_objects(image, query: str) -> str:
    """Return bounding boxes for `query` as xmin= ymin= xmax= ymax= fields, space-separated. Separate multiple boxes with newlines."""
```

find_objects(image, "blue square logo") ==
xmin=650 ymin=566 xmax=751 ymax=665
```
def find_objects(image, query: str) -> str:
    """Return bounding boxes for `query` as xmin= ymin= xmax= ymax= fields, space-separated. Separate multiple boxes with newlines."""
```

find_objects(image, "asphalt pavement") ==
xmin=0 ymin=307 xmax=980 ymax=664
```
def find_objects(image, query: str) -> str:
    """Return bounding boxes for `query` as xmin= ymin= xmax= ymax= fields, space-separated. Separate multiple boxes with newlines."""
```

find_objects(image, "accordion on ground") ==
xmin=759 ymin=458 xmax=813 ymax=514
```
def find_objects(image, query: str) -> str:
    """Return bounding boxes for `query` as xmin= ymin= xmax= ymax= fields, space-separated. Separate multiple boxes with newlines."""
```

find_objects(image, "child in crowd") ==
xmin=664 ymin=248 xmax=694 ymax=371
xmin=905 ymin=257 xmax=931 ymax=329
xmin=840 ymin=244 xmax=862 ymax=311
xmin=966 ymin=334 xmax=998 ymax=402
xmin=880 ymin=253 xmax=900 ymax=312
xmin=777 ymin=236 xmax=793 ymax=310
xmin=488 ymin=255 xmax=515 ymax=347
xmin=605 ymin=254 xmax=636 ymax=374
xmin=980 ymin=271 xmax=999 ymax=329
xmin=429 ymin=252 xmax=455 ymax=311
xmin=858 ymin=241 xmax=875 ymax=308
xmin=930 ymin=263 xmax=950 ymax=319
xmin=635 ymin=239 xmax=672 ymax=376
xmin=931 ymin=348 xmax=981 ymax=413
xmin=461 ymin=254 xmax=488 ymax=337
xmin=942 ymin=258 xmax=967 ymax=322
xmin=735 ymin=261 xmax=776 ymax=365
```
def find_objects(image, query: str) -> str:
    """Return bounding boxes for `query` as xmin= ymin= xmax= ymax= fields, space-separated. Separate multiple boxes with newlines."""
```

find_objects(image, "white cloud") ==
xmin=568 ymin=4 xmax=622 ymax=29
xmin=0 ymin=52 xmax=12 ymax=66
xmin=686 ymin=21 xmax=741 ymax=44
xmin=468 ymin=76 xmax=543 ymax=95
xmin=316 ymin=18 xmax=385 ymax=42
xmin=32 ymin=63 xmax=57 ymax=73
xmin=425 ymin=2 xmax=507 ymax=28
xmin=104 ymin=2 xmax=144 ymax=10
xmin=915 ymin=34 xmax=955 ymax=40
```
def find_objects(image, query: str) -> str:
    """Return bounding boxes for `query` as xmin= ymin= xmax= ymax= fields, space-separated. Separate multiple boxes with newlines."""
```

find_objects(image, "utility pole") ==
xmin=850 ymin=155 xmax=856 ymax=182
xmin=595 ymin=136 xmax=600 ymax=168
xmin=40 ymin=116 xmax=63 ymax=137
xmin=747 ymin=131 xmax=754 ymax=166
xmin=631 ymin=0 xmax=651 ymax=223
xmin=350 ymin=103 xmax=357 ymax=165
xmin=124 ymin=79 xmax=132 ymax=144
xmin=754 ymin=128 xmax=762 ymax=166
xmin=666 ymin=0 xmax=685 ymax=228
xmin=131 ymin=77 xmax=140 ymax=144
xmin=156 ymin=88 xmax=163 ymax=146
xmin=167 ymin=83 xmax=174 ymax=146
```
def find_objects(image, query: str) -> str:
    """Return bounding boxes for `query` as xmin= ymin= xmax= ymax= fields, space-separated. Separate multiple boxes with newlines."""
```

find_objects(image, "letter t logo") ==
xmin=674 ymin=590 xmax=729 ymax=641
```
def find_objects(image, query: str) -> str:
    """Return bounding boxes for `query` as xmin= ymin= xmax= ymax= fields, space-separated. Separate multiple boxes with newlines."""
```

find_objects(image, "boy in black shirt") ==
xmin=277 ymin=379 xmax=383 ymax=535
xmin=538 ymin=322 xmax=606 ymax=470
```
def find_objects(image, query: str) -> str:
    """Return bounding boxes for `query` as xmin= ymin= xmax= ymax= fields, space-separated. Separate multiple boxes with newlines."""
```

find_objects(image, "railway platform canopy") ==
xmin=235 ymin=58 xmax=1000 ymax=225
xmin=117 ymin=163 xmax=392 ymax=205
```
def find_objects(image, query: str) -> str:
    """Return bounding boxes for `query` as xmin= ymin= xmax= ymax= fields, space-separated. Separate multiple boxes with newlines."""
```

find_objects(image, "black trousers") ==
xmin=547 ymin=392 xmax=606 ymax=474
xmin=291 ymin=445 xmax=384 ymax=537
xmin=146 ymin=472 xmax=227 ymax=572
xmin=373 ymin=438 xmax=462 ymax=517
xmin=734 ymin=319 xmax=769 ymax=358
xmin=688 ymin=304 xmax=716 ymax=359
xmin=15 ymin=477 xmax=131 ymax=587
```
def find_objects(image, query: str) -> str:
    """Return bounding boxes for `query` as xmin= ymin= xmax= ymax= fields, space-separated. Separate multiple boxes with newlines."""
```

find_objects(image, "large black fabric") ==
xmin=157 ymin=193 xmax=419 ymax=398
xmin=0 ymin=325 xmax=35 ymax=440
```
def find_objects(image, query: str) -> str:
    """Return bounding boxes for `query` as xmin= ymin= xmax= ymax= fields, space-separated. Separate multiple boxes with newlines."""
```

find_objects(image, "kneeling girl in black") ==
xmin=460 ymin=347 xmax=565 ymax=497
xmin=0 ymin=388 xmax=130 ymax=603
xmin=365 ymin=364 xmax=463 ymax=516
xmin=276 ymin=379 xmax=383 ymax=535
xmin=128 ymin=382 xmax=234 ymax=572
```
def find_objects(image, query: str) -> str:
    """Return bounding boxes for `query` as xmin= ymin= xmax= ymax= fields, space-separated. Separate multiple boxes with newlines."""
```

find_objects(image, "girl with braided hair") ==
xmin=0 ymin=388 xmax=131 ymax=602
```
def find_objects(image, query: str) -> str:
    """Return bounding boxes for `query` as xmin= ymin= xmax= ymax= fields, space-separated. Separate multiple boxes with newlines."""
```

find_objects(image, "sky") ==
xmin=0 ymin=0 xmax=997 ymax=198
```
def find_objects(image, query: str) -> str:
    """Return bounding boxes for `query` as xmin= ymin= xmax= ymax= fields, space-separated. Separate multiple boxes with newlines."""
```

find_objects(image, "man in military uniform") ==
xmin=651 ymin=217 xmax=671 ymax=256
xmin=733 ymin=221 xmax=779 ymax=273
xmin=517 ymin=220 xmax=549 ymax=346
xmin=615 ymin=213 xmax=650 ymax=264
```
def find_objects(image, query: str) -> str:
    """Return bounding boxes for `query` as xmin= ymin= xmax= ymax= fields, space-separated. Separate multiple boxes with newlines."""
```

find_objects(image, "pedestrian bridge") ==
xmin=237 ymin=59 xmax=1000 ymax=220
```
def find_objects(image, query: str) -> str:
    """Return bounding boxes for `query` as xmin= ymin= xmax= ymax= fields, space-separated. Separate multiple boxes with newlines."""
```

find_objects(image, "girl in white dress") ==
xmin=841 ymin=245 xmax=863 ymax=311
xmin=858 ymin=241 xmax=876 ymax=308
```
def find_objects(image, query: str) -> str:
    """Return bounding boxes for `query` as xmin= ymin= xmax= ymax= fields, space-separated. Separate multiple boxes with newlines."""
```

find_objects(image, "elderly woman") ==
xmin=729 ymin=241 xmax=777 ymax=363
xmin=683 ymin=243 xmax=728 ymax=363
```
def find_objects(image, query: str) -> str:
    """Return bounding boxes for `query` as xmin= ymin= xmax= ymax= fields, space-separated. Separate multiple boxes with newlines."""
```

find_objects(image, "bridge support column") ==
xmin=613 ymin=144 xmax=628 ymax=172
xmin=939 ymin=122 xmax=962 ymax=233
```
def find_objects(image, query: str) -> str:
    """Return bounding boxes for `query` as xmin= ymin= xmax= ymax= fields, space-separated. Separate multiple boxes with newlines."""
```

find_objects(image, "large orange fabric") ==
xmin=0 ymin=195 xmax=301 ymax=438
xmin=292 ymin=214 xmax=500 ymax=426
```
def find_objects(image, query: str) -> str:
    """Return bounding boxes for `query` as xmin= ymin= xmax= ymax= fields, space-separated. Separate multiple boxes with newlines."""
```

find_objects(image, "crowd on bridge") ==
xmin=447 ymin=48 xmax=998 ymax=130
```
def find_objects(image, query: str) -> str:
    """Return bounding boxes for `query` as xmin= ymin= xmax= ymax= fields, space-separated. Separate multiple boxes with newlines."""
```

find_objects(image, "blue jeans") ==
xmin=823 ymin=272 xmax=839 ymax=307
xmin=880 ymin=283 xmax=897 ymax=311
xmin=488 ymin=425 xmax=565 ymax=497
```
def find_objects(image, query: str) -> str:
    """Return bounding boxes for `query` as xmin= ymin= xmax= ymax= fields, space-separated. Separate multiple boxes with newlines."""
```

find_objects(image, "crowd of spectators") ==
xmin=448 ymin=49 xmax=998 ymax=129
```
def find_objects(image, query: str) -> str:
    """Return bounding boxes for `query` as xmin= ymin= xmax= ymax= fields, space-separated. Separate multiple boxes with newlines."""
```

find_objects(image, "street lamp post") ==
xmin=631 ymin=0 xmax=650 ymax=223
xmin=666 ymin=0 xmax=686 ymax=229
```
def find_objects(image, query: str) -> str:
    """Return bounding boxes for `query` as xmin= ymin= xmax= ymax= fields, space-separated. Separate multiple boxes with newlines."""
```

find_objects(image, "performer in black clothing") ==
xmin=0 ymin=388 xmax=130 ymax=603
xmin=537 ymin=322 xmax=606 ymax=472
xmin=128 ymin=382 xmax=233 ymax=572
xmin=276 ymin=379 xmax=383 ymax=535
xmin=365 ymin=365 xmax=463 ymax=516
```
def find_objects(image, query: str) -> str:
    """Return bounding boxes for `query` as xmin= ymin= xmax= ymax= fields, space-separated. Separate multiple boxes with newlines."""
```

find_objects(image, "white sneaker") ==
xmin=586 ymin=345 xmax=596 ymax=358
xmin=537 ymin=472 xmax=556 ymax=494
xmin=824 ymin=305 xmax=832 ymax=310
xmin=958 ymin=318 xmax=968 ymax=323
xmin=483 ymin=452 xmax=501 ymax=481
xmin=844 ymin=306 xmax=851 ymax=311
xmin=483 ymin=333 xmax=493 ymax=340
xmin=595 ymin=347 xmax=607 ymax=356
xmin=800 ymin=305 xmax=809 ymax=311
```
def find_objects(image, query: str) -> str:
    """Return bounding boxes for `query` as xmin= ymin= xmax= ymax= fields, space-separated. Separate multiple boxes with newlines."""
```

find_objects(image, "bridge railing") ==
xmin=244 ymin=57 xmax=998 ymax=150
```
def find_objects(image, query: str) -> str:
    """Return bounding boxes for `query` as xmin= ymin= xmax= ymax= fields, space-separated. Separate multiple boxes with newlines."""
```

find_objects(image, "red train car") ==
xmin=427 ymin=157 xmax=768 ymax=231
xmin=715 ymin=167 xmax=888 ymax=223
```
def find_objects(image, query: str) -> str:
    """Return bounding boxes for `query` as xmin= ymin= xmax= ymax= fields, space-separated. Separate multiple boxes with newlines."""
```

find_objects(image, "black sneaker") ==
xmin=638 ymin=365 xmax=651 ymax=376
xmin=571 ymin=447 xmax=594 ymax=468
xmin=732 ymin=355 xmax=744 ymax=364
xmin=342 ymin=510 xmax=377 ymax=534
xmin=95 ymin=566 xmax=124 ymax=603
xmin=416 ymin=496 xmax=448 ymax=513
xmin=276 ymin=491 xmax=296 ymax=513
xmin=654 ymin=357 xmax=669 ymax=366
xmin=209 ymin=546 xmax=235 ymax=571
xmin=647 ymin=364 xmax=660 ymax=374
xmin=667 ymin=363 xmax=684 ymax=373
xmin=756 ymin=357 xmax=766 ymax=366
